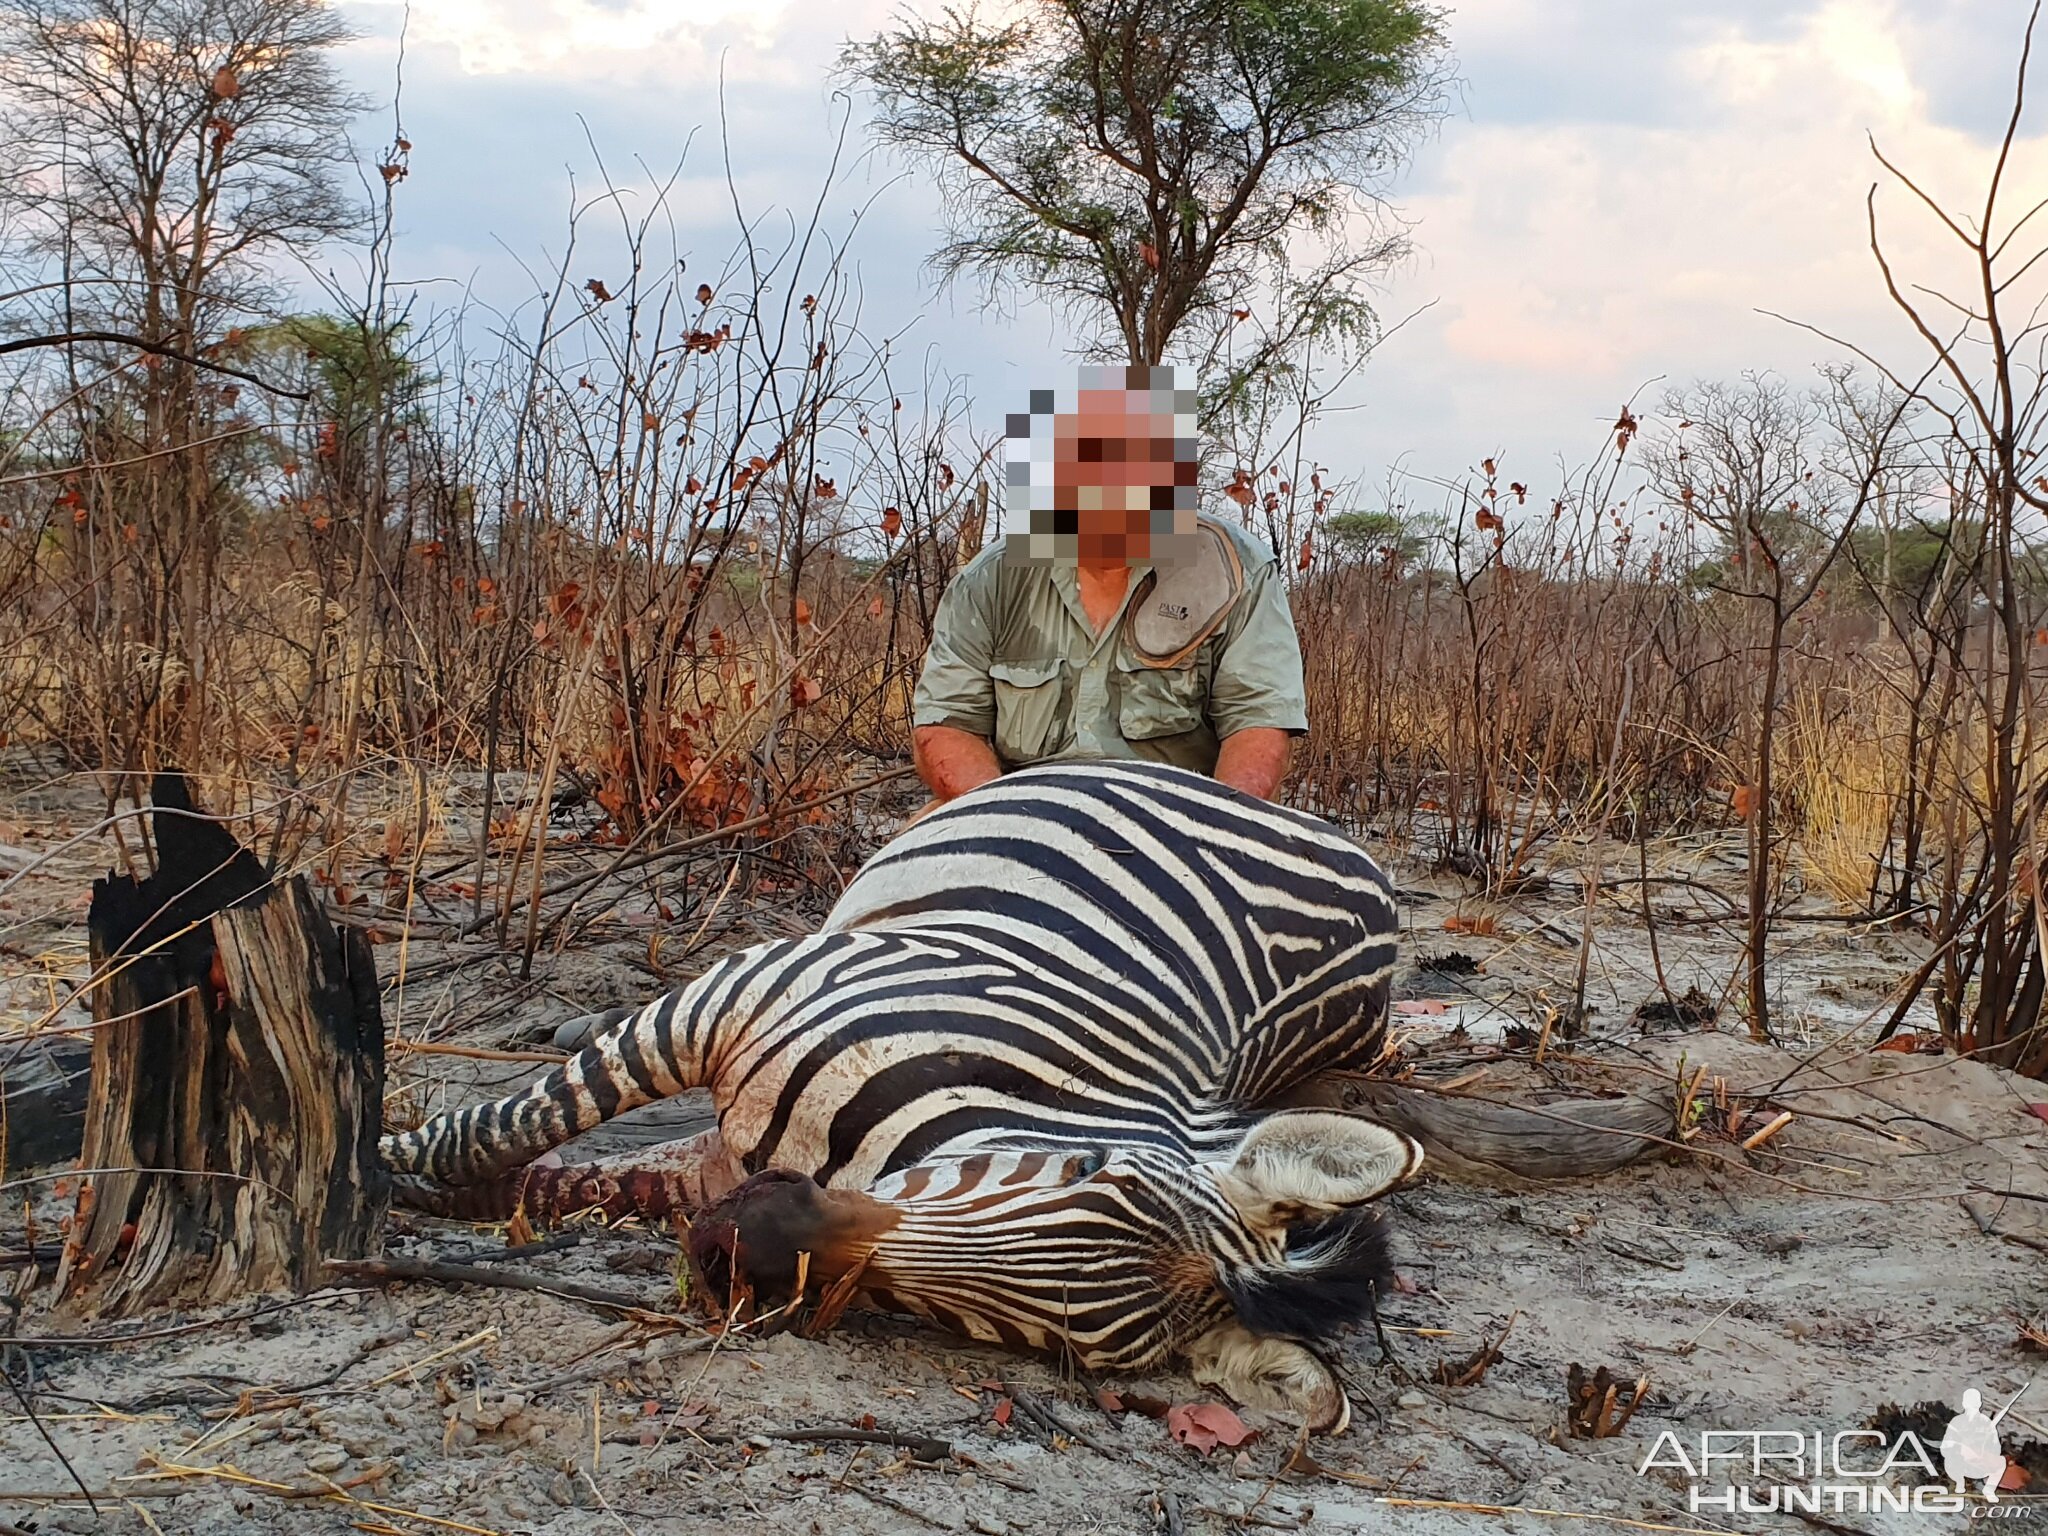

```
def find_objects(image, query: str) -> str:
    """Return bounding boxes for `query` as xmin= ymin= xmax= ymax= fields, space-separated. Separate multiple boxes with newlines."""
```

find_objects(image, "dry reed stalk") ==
xmin=1739 ymin=1111 xmax=1795 ymax=1150
xmin=134 ymin=1457 xmax=507 ymax=1536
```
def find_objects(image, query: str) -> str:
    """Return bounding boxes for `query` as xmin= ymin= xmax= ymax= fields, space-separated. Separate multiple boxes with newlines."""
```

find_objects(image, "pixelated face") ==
xmin=1004 ymin=365 xmax=1201 ymax=567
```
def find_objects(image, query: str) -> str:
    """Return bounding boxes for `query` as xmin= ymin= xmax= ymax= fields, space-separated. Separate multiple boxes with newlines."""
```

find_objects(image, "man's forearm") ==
xmin=1214 ymin=727 xmax=1292 ymax=801
xmin=913 ymin=724 xmax=1003 ymax=801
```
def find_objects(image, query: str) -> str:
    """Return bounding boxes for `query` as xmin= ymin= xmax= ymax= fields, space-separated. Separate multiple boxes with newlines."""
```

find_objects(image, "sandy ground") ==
xmin=3 ymin=763 xmax=2047 ymax=1535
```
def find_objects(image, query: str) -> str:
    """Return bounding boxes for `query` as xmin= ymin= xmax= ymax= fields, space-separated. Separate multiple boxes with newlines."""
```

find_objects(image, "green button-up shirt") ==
xmin=911 ymin=519 xmax=1309 ymax=775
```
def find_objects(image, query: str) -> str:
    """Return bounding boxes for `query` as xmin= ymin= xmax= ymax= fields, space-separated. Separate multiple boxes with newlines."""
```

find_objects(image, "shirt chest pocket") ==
xmin=990 ymin=658 xmax=1069 ymax=765
xmin=1115 ymin=653 xmax=1208 ymax=741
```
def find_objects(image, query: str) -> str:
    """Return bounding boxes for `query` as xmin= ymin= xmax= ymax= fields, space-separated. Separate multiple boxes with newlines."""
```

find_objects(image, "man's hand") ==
xmin=913 ymin=724 xmax=1002 ymax=802
xmin=1214 ymin=727 xmax=1292 ymax=801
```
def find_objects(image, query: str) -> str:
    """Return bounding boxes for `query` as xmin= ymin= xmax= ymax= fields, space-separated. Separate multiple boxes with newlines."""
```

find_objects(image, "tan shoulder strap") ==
xmin=1123 ymin=517 xmax=1245 ymax=669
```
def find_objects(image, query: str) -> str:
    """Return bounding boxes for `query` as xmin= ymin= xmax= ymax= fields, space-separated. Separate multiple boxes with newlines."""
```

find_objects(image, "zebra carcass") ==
xmin=383 ymin=760 xmax=1418 ymax=1430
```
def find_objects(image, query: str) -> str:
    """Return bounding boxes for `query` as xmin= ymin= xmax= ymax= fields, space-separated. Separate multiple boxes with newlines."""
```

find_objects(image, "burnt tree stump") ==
xmin=57 ymin=777 xmax=387 ymax=1314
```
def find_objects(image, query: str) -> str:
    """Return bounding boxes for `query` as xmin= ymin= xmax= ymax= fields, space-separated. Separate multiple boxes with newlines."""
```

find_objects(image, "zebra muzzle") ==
xmin=685 ymin=1169 xmax=900 ymax=1329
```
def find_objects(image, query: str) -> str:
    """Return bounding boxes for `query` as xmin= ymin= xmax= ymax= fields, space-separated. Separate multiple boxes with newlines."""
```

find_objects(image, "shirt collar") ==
xmin=1051 ymin=558 xmax=1156 ymax=653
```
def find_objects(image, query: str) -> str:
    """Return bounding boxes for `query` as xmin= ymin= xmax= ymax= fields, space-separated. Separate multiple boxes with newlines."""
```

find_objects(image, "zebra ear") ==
xmin=1215 ymin=1112 xmax=1423 ymax=1235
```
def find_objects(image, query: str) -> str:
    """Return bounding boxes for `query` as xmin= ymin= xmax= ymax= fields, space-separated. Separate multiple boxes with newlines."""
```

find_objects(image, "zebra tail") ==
xmin=379 ymin=989 xmax=704 ymax=1185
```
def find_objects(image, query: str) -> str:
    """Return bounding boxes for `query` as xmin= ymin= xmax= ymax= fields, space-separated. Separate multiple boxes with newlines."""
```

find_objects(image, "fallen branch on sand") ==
xmin=324 ymin=1256 xmax=680 ymax=1320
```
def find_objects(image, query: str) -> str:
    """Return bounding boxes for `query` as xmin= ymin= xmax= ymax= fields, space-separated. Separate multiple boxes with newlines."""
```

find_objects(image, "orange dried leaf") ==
xmin=1731 ymin=784 xmax=1759 ymax=820
xmin=1165 ymin=1402 xmax=1254 ymax=1454
xmin=881 ymin=507 xmax=902 ymax=538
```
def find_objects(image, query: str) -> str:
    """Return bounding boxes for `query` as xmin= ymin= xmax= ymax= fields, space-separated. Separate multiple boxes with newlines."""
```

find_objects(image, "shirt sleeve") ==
xmin=1206 ymin=555 xmax=1309 ymax=738
xmin=912 ymin=560 xmax=999 ymax=738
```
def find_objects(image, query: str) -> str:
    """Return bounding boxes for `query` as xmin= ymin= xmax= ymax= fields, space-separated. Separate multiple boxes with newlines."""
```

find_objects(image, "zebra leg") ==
xmin=1185 ymin=1322 xmax=1352 ymax=1435
xmin=389 ymin=1130 xmax=747 ymax=1227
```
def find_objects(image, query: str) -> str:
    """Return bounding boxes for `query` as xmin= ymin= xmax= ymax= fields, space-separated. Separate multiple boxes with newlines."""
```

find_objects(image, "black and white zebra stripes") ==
xmin=382 ymin=760 xmax=1417 ymax=1428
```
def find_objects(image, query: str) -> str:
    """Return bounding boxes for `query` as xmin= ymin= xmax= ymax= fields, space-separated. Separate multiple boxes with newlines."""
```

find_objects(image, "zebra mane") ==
xmin=1218 ymin=1206 xmax=1395 ymax=1343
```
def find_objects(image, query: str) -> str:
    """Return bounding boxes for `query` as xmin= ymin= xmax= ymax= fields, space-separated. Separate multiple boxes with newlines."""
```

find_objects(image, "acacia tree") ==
xmin=0 ymin=0 xmax=364 ymax=767
xmin=842 ymin=0 xmax=1450 ymax=421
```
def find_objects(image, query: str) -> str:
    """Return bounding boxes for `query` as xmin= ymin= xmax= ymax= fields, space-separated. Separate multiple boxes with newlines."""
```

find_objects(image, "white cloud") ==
xmin=350 ymin=0 xmax=774 ymax=76
xmin=1351 ymin=0 xmax=2048 ymax=487
xmin=317 ymin=0 xmax=2048 ymax=495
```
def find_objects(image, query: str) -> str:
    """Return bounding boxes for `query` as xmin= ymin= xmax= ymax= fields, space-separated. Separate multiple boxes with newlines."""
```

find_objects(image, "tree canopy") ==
xmin=843 ymin=0 xmax=1451 ymax=415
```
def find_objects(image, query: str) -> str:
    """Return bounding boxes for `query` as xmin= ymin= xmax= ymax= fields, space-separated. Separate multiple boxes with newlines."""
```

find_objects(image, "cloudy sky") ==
xmin=322 ymin=0 xmax=2044 ymax=508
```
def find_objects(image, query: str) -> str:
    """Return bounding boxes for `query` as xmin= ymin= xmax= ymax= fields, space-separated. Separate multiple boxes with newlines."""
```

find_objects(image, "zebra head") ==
xmin=684 ymin=1111 xmax=1423 ymax=1431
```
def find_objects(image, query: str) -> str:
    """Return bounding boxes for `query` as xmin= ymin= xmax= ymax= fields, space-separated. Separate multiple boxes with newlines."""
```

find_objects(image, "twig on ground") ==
xmin=427 ymin=1232 xmax=584 ymax=1266
xmin=1004 ymin=1382 xmax=1117 ymax=1454
xmin=607 ymin=1423 xmax=953 ymax=1461
xmin=1739 ymin=1110 xmax=1795 ymax=1150
xmin=14 ymin=1291 xmax=375 ymax=1350
xmin=843 ymin=1481 xmax=954 ymax=1531
xmin=1432 ymin=1309 xmax=1518 ymax=1387
xmin=0 ymin=1297 xmax=95 ymax=1513
xmin=1666 ymin=1298 xmax=1741 ymax=1357
xmin=366 ymin=1327 xmax=498 ymax=1389
xmin=325 ymin=1256 xmax=678 ymax=1319
xmin=1601 ymin=1233 xmax=1687 ymax=1272
xmin=1960 ymin=1195 xmax=2048 ymax=1255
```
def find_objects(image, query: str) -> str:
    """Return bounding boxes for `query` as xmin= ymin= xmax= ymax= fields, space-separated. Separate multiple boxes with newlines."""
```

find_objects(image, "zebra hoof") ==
xmin=1185 ymin=1323 xmax=1353 ymax=1435
xmin=552 ymin=1005 xmax=635 ymax=1054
